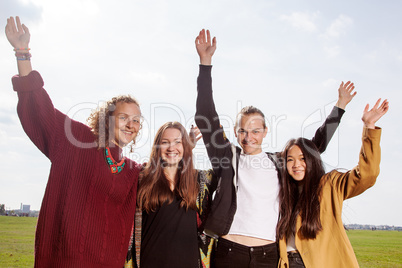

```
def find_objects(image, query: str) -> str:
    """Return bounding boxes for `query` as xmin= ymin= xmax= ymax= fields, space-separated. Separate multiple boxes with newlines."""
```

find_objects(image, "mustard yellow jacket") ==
xmin=278 ymin=127 xmax=381 ymax=268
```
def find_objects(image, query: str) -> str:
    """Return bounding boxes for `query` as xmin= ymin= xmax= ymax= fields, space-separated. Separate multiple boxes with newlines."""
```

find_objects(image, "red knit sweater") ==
xmin=12 ymin=71 xmax=141 ymax=268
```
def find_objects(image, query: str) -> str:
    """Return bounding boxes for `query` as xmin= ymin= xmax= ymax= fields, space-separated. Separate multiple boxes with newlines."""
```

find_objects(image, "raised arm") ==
xmin=5 ymin=16 xmax=32 ymax=76
xmin=6 ymin=16 xmax=88 ymax=160
xmin=311 ymin=81 xmax=357 ymax=153
xmin=7 ymin=17 xmax=59 ymax=159
xmin=194 ymin=29 xmax=230 ymax=178
xmin=332 ymin=99 xmax=389 ymax=199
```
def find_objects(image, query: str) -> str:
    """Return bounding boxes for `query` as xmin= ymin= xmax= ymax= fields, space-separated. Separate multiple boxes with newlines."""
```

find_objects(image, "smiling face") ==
xmin=286 ymin=145 xmax=306 ymax=182
xmin=112 ymin=102 xmax=141 ymax=147
xmin=234 ymin=113 xmax=268 ymax=155
xmin=160 ymin=128 xmax=184 ymax=167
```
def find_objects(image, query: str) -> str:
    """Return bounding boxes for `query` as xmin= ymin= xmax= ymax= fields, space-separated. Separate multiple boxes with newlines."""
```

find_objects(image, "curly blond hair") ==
xmin=87 ymin=95 xmax=140 ymax=150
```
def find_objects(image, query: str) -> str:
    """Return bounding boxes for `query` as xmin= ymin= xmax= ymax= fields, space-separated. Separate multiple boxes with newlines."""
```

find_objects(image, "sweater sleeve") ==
xmin=195 ymin=65 xmax=231 ymax=178
xmin=311 ymin=106 xmax=345 ymax=153
xmin=329 ymin=127 xmax=381 ymax=200
xmin=11 ymin=71 xmax=90 ymax=160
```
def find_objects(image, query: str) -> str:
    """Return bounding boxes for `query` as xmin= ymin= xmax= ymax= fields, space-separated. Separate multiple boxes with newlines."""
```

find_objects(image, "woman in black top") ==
xmin=125 ymin=122 xmax=217 ymax=268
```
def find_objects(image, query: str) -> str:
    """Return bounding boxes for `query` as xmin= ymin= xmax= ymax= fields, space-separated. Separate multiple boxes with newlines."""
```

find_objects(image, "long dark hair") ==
xmin=137 ymin=122 xmax=198 ymax=213
xmin=277 ymin=138 xmax=326 ymax=240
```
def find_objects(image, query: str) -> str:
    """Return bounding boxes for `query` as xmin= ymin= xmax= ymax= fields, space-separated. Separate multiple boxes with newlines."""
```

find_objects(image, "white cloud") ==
xmin=322 ymin=14 xmax=353 ymax=39
xmin=322 ymin=78 xmax=339 ymax=89
xmin=397 ymin=52 xmax=402 ymax=62
xmin=323 ymin=45 xmax=341 ymax=58
xmin=0 ymin=0 xmax=42 ymax=23
xmin=0 ymin=130 xmax=8 ymax=145
xmin=280 ymin=11 xmax=319 ymax=33
xmin=128 ymin=71 xmax=167 ymax=87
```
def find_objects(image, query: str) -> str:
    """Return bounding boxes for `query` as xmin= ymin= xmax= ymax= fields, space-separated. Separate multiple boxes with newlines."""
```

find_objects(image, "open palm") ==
xmin=195 ymin=29 xmax=216 ymax=65
xmin=5 ymin=16 xmax=30 ymax=49
xmin=362 ymin=99 xmax=389 ymax=129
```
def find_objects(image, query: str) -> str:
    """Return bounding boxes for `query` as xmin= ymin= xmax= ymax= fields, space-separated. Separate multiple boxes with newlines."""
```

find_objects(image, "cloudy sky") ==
xmin=1 ymin=0 xmax=401 ymax=226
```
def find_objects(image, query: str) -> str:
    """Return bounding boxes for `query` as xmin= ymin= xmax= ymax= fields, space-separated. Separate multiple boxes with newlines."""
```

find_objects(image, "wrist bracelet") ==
xmin=15 ymin=52 xmax=32 ymax=61
xmin=13 ymin=48 xmax=30 ymax=52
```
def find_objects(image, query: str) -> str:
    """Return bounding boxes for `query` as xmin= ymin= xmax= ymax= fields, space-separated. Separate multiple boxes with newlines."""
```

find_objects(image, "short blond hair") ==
xmin=235 ymin=105 xmax=267 ymax=129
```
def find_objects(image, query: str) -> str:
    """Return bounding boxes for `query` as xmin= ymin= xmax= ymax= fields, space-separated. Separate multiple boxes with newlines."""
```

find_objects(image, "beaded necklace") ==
xmin=104 ymin=147 xmax=126 ymax=174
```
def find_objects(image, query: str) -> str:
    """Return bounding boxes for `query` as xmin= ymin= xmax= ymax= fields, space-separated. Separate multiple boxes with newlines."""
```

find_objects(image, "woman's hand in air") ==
xmin=362 ymin=98 xmax=389 ymax=129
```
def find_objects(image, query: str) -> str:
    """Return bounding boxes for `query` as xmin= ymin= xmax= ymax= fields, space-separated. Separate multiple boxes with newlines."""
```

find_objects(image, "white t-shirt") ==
xmin=286 ymin=233 xmax=297 ymax=252
xmin=228 ymin=151 xmax=280 ymax=241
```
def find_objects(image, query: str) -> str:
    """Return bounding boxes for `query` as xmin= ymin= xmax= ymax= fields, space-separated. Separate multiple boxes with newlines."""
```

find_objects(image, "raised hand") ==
xmin=362 ymin=99 xmax=389 ymax=129
xmin=5 ymin=16 xmax=32 ymax=76
xmin=195 ymin=29 xmax=216 ymax=65
xmin=335 ymin=81 xmax=357 ymax=109
xmin=189 ymin=125 xmax=202 ymax=149
xmin=5 ymin=16 xmax=30 ymax=49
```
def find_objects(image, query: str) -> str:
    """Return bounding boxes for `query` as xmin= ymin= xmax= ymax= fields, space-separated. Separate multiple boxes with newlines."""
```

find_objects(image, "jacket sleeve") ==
xmin=195 ymin=65 xmax=236 ymax=237
xmin=311 ymin=106 xmax=345 ymax=153
xmin=195 ymin=65 xmax=231 ymax=178
xmin=329 ymin=127 xmax=381 ymax=200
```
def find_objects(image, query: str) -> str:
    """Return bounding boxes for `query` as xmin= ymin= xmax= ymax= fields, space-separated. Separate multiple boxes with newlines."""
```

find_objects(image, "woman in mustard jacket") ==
xmin=277 ymin=98 xmax=389 ymax=268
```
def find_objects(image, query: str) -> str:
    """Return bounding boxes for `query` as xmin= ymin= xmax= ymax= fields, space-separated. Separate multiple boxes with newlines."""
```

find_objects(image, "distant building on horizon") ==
xmin=0 ymin=203 xmax=39 ymax=217
xmin=21 ymin=203 xmax=30 ymax=213
xmin=345 ymin=223 xmax=402 ymax=231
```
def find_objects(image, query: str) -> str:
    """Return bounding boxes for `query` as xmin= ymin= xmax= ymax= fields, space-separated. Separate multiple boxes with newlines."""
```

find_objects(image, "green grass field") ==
xmin=0 ymin=216 xmax=36 ymax=267
xmin=348 ymin=229 xmax=402 ymax=267
xmin=0 ymin=216 xmax=401 ymax=267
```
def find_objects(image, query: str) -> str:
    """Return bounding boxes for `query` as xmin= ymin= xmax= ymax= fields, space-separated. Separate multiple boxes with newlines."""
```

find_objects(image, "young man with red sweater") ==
xmin=6 ymin=16 xmax=142 ymax=267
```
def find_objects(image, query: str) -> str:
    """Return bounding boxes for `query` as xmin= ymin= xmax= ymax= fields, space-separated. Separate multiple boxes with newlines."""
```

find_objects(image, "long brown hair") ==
xmin=137 ymin=122 xmax=198 ymax=213
xmin=277 ymin=138 xmax=326 ymax=240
